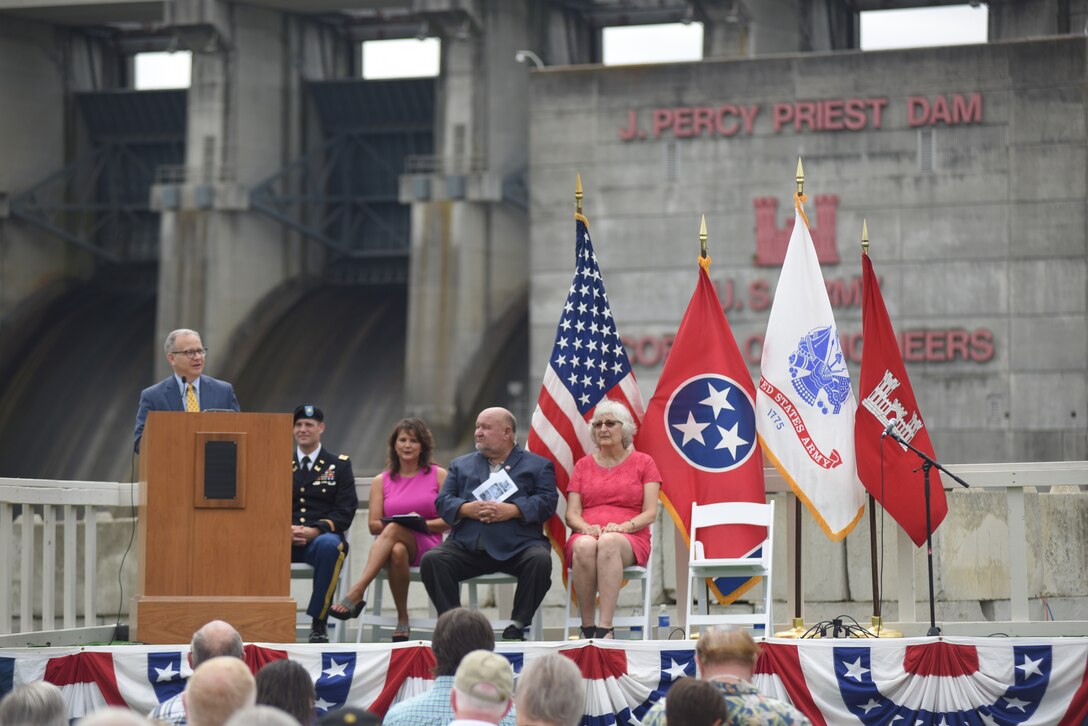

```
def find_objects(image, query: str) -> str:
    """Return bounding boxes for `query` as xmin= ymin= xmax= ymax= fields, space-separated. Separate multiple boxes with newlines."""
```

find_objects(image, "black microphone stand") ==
xmin=885 ymin=428 xmax=971 ymax=636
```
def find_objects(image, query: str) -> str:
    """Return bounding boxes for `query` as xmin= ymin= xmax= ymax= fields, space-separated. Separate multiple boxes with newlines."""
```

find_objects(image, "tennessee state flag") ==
xmin=855 ymin=251 xmax=948 ymax=546
xmin=638 ymin=259 xmax=766 ymax=603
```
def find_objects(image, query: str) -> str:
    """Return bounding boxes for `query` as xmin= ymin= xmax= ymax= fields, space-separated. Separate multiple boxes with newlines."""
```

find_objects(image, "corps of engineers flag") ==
xmin=855 ymin=251 xmax=949 ymax=547
xmin=527 ymin=210 xmax=645 ymax=561
xmin=756 ymin=203 xmax=866 ymax=540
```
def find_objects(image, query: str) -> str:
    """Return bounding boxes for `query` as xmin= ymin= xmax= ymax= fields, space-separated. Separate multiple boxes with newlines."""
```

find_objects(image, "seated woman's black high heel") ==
xmin=580 ymin=625 xmax=597 ymax=638
xmin=595 ymin=626 xmax=615 ymax=639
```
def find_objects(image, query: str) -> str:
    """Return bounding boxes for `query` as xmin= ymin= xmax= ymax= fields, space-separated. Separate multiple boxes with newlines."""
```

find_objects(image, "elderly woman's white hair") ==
xmin=76 ymin=706 xmax=154 ymax=726
xmin=590 ymin=399 xmax=637 ymax=448
xmin=0 ymin=681 xmax=67 ymax=726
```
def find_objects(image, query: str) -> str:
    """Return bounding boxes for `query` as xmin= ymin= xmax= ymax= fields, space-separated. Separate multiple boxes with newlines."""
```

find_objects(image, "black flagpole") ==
xmin=884 ymin=428 xmax=970 ymax=636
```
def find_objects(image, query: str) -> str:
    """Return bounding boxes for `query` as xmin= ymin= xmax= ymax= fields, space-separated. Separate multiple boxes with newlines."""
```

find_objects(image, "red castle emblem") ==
xmin=753 ymin=194 xmax=840 ymax=266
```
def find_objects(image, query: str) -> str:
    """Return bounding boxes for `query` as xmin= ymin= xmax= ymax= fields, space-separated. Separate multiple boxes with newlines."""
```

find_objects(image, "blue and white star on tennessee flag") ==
xmin=664 ymin=375 xmax=757 ymax=473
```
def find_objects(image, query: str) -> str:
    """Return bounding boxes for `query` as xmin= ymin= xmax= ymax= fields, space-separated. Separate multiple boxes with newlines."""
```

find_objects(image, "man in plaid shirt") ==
xmin=382 ymin=609 xmax=517 ymax=726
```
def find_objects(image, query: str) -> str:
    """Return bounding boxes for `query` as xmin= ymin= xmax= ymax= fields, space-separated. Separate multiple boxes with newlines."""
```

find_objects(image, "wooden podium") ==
xmin=132 ymin=411 xmax=297 ymax=643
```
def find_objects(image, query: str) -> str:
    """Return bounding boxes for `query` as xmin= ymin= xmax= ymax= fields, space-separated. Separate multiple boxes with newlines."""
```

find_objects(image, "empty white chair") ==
xmin=685 ymin=500 xmax=774 ymax=638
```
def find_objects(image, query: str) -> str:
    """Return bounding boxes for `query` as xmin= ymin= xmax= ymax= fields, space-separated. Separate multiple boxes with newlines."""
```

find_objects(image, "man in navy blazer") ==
xmin=133 ymin=328 xmax=240 ymax=452
xmin=421 ymin=407 xmax=558 ymax=641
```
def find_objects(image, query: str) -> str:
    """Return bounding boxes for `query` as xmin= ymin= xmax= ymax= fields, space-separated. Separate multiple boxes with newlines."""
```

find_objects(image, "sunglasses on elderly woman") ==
xmin=591 ymin=419 xmax=620 ymax=429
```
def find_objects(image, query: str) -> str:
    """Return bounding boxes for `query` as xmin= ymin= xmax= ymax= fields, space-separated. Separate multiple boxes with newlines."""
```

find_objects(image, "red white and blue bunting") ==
xmin=2 ymin=637 xmax=1086 ymax=724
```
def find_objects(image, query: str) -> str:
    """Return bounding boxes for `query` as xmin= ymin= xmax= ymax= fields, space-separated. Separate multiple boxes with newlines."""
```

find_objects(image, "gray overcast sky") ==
xmin=135 ymin=4 xmax=989 ymax=89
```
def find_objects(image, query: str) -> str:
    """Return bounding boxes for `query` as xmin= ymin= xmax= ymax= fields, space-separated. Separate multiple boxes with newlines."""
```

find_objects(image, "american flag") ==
xmin=527 ymin=210 xmax=645 ymax=559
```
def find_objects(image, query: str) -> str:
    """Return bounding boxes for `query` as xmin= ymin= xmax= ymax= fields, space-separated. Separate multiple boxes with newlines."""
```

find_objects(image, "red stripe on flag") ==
xmin=757 ymin=643 xmax=827 ymax=726
xmin=368 ymin=645 xmax=437 ymax=716
xmin=245 ymin=644 xmax=288 ymax=672
xmin=564 ymin=644 xmax=627 ymax=680
xmin=903 ymin=642 xmax=979 ymax=678
xmin=1058 ymin=647 xmax=1088 ymax=726
xmin=529 ymin=384 xmax=581 ymax=571
xmin=530 ymin=384 xmax=582 ymax=489
xmin=44 ymin=652 xmax=127 ymax=707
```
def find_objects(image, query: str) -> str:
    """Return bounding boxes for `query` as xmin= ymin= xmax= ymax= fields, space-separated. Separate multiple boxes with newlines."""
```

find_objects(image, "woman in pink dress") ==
xmin=329 ymin=418 xmax=448 ymax=641
xmin=565 ymin=400 xmax=661 ymax=639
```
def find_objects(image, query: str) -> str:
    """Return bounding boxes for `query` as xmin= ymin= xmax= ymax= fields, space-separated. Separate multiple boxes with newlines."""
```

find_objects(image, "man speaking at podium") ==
xmin=133 ymin=328 xmax=241 ymax=452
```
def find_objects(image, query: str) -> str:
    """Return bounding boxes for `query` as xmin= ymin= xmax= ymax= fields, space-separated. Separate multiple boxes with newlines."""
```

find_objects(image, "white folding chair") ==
xmin=465 ymin=573 xmax=545 ymax=641
xmin=685 ymin=500 xmax=774 ymax=638
xmin=563 ymin=523 xmax=655 ymax=640
xmin=291 ymin=554 xmax=350 ymax=643
xmin=356 ymin=570 xmax=543 ymax=642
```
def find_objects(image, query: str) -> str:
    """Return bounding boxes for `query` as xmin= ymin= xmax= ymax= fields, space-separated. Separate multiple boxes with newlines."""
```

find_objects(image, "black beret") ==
xmin=317 ymin=707 xmax=380 ymax=726
xmin=293 ymin=404 xmax=324 ymax=423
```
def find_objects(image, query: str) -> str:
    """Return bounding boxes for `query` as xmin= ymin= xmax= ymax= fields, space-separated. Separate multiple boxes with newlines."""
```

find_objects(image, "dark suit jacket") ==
xmin=292 ymin=447 xmax=358 ymax=536
xmin=133 ymin=374 xmax=240 ymax=452
xmin=435 ymin=444 xmax=558 ymax=560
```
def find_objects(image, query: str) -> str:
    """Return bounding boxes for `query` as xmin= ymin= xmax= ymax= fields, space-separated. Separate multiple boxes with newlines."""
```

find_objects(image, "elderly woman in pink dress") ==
xmin=565 ymin=400 xmax=661 ymax=639
xmin=329 ymin=418 xmax=448 ymax=641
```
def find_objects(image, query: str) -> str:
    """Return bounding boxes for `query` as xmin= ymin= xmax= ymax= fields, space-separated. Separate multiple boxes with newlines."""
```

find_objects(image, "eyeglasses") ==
xmin=591 ymin=419 xmax=620 ymax=429
xmin=171 ymin=348 xmax=208 ymax=359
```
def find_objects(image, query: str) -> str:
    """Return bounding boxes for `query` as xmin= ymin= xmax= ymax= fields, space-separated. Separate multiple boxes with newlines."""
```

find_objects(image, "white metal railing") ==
xmin=0 ymin=479 xmax=134 ymax=641
xmin=1 ymin=462 xmax=1085 ymax=641
xmin=0 ymin=477 xmax=373 ymax=644
xmin=764 ymin=460 xmax=1088 ymax=636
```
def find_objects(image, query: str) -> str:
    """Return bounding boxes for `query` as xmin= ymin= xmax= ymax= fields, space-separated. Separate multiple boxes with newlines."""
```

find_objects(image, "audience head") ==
xmin=191 ymin=619 xmax=245 ymax=668
xmin=432 ymin=608 xmax=496 ymax=677
xmin=514 ymin=653 xmax=585 ymax=726
xmin=316 ymin=707 xmax=381 ymax=726
xmin=386 ymin=417 xmax=436 ymax=475
xmin=590 ymin=400 xmax=636 ymax=449
xmin=186 ymin=656 xmax=257 ymax=726
xmin=0 ymin=681 xmax=66 ymax=726
xmin=474 ymin=407 xmax=517 ymax=459
xmin=695 ymin=625 xmax=760 ymax=679
xmin=452 ymin=650 xmax=514 ymax=724
xmin=77 ymin=708 xmax=153 ymax=726
xmin=224 ymin=705 xmax=301 ymax=726
xmin=665 ymin=677 xmax=726 ymax=726
xmin=256 ymin=659 xmax=315 ymax=726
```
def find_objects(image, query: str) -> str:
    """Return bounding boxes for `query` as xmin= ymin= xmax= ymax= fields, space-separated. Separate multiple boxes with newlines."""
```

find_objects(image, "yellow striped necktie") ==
xmin=185 ymin=383 xmax=199 ymax=413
